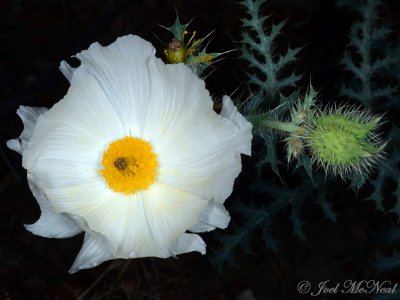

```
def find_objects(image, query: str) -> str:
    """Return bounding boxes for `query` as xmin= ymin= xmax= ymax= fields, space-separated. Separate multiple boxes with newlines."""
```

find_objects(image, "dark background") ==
xmin=1 ymin=0 xmax=400 ymax=299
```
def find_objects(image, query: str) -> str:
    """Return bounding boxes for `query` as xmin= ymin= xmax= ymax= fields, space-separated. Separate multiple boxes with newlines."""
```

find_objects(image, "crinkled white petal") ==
xmin=141 ymin=182 xmax=208 ymax=256
xmin=69 ymin=230 xmax=115 ymax=273
xmin=74 ymin=35 xmax=154 ymax=134
xmin=59 ymin=60 xmax=76 ymax=83
xmin=220 ymin=95 xmax=253 ymax=156
xmin=6 ymin=106 xmax=81 ymax=238
xmin=23 ymin=66 xmax=126 ymax=171
xmin=175 ymin=233 xmax=206 ymax=255
xmin=190 ymin=200 xmax=230 ymax=233
xmin=6 ymin=139 xmax=21 ymax=154
xmin=25 ymin=174 xmax=82 ymax=238
xmin=157 ymin=132 xmax=244 ymax=204
xmin=143 ymin=61 xmax=252 ymax=204
xmin=67 ymin=214 xmax=115 ymax=273
xmin=142 ymin=59 xmax=214 ymax=143
xmin=6 ymin=106 xmax=48 ymax=155
xmin=116 ymin=193 xmax=164 ymax=258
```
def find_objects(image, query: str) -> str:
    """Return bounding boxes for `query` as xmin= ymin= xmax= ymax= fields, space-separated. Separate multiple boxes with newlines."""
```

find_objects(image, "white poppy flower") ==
xmin=7 ymin=35 xmax=252 ymax=273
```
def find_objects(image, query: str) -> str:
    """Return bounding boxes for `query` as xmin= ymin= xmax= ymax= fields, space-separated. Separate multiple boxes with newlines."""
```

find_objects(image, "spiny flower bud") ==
xmin=307 ymin=106 xmax=385 ymax=178
xmin=164 ymin=38 xmax=187 ymax=64
xmin=161 ymin=16 xmax=225 ymax=76
xmin=286 ymin=135 xmax=305 ymax=162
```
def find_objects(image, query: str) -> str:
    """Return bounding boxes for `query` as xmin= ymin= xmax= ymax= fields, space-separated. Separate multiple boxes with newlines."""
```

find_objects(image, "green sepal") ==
xmin=163 ymin=16 xmax=190 ymax=41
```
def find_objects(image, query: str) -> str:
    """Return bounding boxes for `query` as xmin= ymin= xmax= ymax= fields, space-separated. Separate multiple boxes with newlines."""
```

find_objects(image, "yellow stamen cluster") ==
xmin=185 ymin=31 xmax=200 ymax=55
xmin=101 ymin=137 xmax=158 ymax=195
xmin=192 ymin=54 xmax=215 ymax=65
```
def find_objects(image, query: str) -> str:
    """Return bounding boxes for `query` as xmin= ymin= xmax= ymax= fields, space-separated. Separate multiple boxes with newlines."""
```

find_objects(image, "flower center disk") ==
xmin=101 ymin=136 xmax=158 ymax=195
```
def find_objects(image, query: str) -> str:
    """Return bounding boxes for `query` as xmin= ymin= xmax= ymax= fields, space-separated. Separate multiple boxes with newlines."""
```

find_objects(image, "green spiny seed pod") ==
xmin=307 ymin=105 xmax=385 ymax=177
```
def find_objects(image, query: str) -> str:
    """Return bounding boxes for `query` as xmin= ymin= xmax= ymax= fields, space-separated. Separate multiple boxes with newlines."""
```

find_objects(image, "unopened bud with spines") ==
xmin=165 ymin=38 xmax=187 ymax=64
xmin=161 ymin=16 xmax=225 ymax=76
